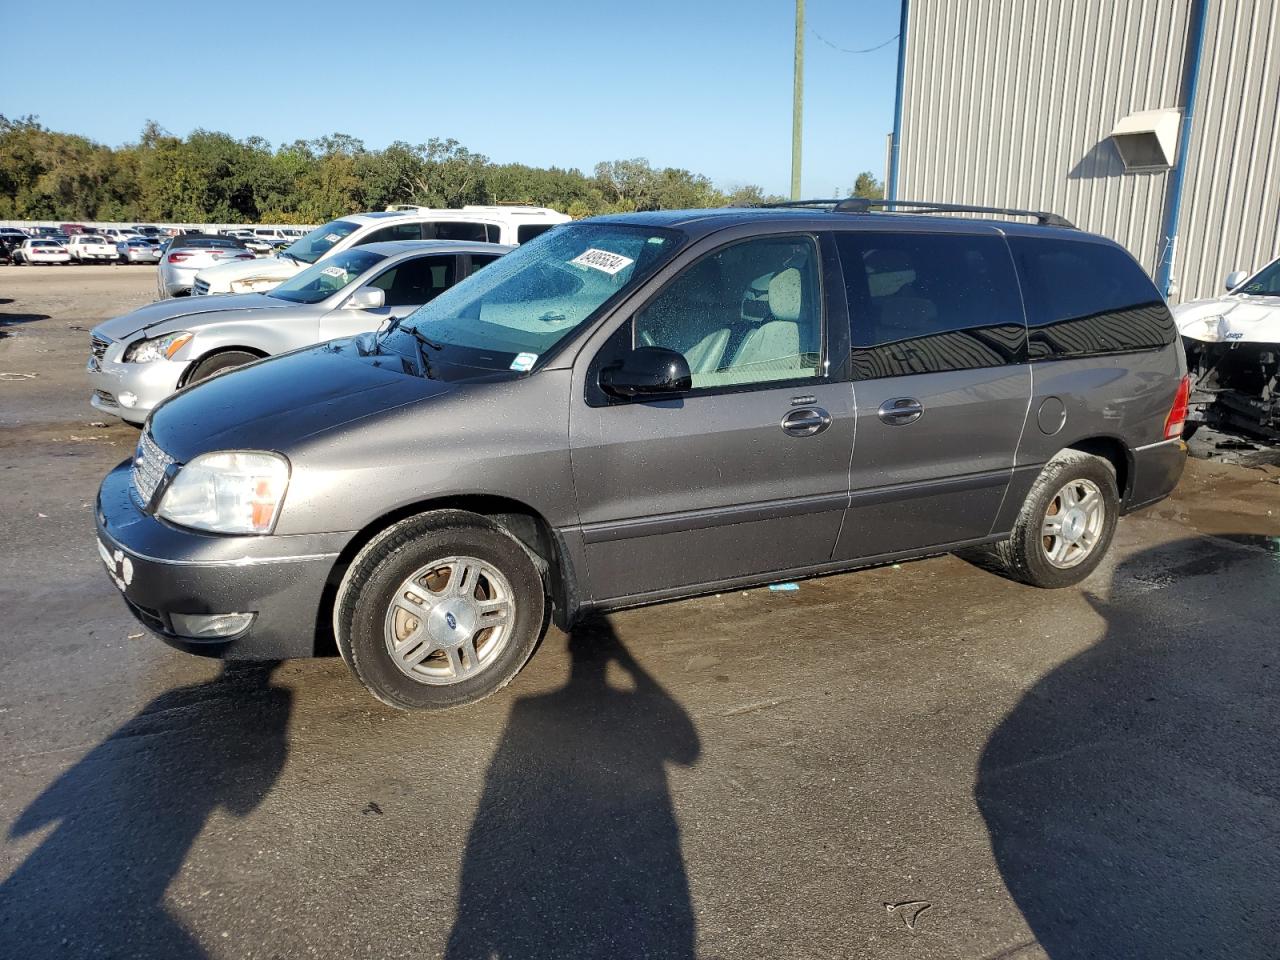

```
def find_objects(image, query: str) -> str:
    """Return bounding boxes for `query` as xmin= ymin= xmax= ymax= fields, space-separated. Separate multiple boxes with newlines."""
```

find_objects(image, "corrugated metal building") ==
xmin=888 ymin=0 xmax=1280 ymax=302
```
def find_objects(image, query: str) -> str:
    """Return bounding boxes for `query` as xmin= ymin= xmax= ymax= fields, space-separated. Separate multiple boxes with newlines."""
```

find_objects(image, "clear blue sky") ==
xmin=2 ymin=0 xmax=902 ymax=198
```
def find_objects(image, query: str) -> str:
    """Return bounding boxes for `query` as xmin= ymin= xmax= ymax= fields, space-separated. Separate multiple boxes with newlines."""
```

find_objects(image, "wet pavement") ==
xmin=2 ymin=267 xmax=1279 ymax=959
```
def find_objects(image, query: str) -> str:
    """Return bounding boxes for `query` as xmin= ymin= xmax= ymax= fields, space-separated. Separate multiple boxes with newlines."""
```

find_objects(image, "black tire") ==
xmin=335 ymin=511 xmax=546 ymax=710
xmin=972 ymin=450 xmax=1119 ymax=589
xmin=186 ymin=350 xmax=261 ymax=384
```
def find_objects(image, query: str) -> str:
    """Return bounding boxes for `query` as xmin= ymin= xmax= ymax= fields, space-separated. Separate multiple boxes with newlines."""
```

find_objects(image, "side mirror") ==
xmin=599 ymin=346 xmax=692 ymax=399
xmin=1225 ymin=270 xmax=1248 ymax=291
xmin=344 ymin=286 xmax=385 ymax=311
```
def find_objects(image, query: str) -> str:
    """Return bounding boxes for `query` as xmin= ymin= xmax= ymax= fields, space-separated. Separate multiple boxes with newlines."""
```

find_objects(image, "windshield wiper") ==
xmin=404 ymin=326 xmax=443 ymax=379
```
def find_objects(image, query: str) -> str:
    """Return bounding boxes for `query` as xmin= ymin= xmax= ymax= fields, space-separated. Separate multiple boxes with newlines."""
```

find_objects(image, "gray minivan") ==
xmin=95 ymin=201 xmax=1189 ymax=709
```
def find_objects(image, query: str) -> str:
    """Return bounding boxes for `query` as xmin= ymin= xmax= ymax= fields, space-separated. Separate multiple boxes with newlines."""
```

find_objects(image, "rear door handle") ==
xmin=780 ymin=407 xmax=832 ymax=437
xmin=877 ymin=397 xmax=924 ymax=425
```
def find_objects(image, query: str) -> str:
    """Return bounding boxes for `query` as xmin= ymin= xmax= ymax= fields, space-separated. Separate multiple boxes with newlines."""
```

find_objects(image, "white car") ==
xmin=100 ymin=228 xmax=143 ymax=246
xmin=67 ymin=235 xmax=120 ymax=263
xmin=13 ymin=239 xmax=71 ymax=265
xmin=1174 ymin=257 xmax=1280 ymax=440
xmin=191 ymin=205 xmax=569 ymax=295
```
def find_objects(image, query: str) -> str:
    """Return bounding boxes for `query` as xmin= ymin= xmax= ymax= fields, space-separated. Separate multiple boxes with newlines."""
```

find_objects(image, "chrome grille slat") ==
xmin=131 ymin=431 xmax=175 ymax=506
xmin=192 ymin=278 xmax=210 ymax=296
xmin=90 ymin=334 xmax=110 ymax=360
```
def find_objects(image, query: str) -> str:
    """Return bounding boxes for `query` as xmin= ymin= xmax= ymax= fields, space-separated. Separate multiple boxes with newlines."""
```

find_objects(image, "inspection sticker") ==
xmin=570 ymin=248 xmax=634 ymax=275
xmin=324 ymin=233 xmax=342 ymax=243
xmin=320 ymin=266 xmax=346 ymax=279
xmin=509 ymin=352 xmax=538 ymax=372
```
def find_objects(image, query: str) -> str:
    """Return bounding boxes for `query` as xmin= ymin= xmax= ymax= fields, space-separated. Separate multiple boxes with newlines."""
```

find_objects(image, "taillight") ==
xmin=167 ymin=251 xmax=193 ymax=263
xmin=1164 ymin=374 xmax=1191 ymax=439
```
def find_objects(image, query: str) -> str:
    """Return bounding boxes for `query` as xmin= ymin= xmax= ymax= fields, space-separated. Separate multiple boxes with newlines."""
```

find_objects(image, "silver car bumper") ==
xmin=86 ymin=351 xmax=187 ymax=425
xmin=156 ymin=262 xmax=200 ymax=298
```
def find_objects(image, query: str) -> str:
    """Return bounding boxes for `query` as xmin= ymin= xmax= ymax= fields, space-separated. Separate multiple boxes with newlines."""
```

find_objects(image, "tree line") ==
xmin=0 ymin=115 xmax=884 ymax=224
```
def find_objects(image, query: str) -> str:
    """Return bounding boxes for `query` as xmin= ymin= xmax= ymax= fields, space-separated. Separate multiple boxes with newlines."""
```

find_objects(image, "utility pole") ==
xmin=791 ymin=0 xmax=804 ymax=199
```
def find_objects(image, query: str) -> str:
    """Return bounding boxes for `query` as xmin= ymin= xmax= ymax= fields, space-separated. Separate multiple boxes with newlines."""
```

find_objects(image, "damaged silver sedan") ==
xmin=1175 ymin=258 xmax=1280 ymax=440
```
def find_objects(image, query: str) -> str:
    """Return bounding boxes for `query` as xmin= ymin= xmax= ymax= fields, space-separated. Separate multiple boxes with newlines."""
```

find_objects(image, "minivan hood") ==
xmin=94 ymin=293 xmax=282 ymax=339
xmin=148 ymin=340 xmax=452 ymax=461
xmin=193 ymin=255 xmax=302 ymax=287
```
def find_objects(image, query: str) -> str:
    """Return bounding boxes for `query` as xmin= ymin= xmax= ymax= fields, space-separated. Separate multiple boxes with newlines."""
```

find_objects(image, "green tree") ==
xmin=850 ymin=171 xmax=885 ymax=200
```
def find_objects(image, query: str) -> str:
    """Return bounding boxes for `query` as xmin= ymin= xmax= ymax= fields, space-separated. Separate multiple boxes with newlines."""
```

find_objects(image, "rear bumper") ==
xmin=95 ymin=460 xmax=351 ymax=659
xmin=1125 ymin=437 xmax=1187 ymax=512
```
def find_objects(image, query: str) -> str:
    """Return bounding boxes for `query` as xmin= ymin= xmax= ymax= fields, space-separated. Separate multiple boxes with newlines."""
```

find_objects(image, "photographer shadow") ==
xmin=446 ymin=618 xmax=701 ymax=960
xmin=976 ymin=535 xmax=1280 ymax=957
xmin=0 ymin=663 xmax=291 ymax=959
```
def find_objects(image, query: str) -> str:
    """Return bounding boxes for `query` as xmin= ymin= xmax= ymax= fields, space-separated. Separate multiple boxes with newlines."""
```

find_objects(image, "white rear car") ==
xmin=15 ymin=239 xmax=71 ymax=264
xmin=68 ymin=235 xmax=120 ymax=263
xmin=191 ymin=205 xmax=569 ymax=295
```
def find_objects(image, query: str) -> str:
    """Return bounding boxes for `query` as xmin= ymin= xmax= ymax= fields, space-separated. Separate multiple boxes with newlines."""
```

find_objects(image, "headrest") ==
xmin=768 ymin=268 xmax=802 ymax=322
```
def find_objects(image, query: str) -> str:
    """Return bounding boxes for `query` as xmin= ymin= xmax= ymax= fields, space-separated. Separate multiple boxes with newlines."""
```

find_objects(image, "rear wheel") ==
xmin=335 ymin=511 xmax=546 ymax=710
xmin=973 ymin=449 xmax=1119 ymax=588
xmin=186 ymin=350 xmax=261 ymax=384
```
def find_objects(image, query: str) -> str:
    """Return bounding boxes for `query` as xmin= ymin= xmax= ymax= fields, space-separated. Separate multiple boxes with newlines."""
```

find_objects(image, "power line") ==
xmin=809 ymin=27 xmax=899 ymax=54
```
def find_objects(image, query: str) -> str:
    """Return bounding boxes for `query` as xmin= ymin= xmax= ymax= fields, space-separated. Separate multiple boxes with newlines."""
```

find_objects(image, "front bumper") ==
xmin=86 ymin=352 xmax=186 ymax=425
xmin=96 ymin=460 xmax=351 ymax=659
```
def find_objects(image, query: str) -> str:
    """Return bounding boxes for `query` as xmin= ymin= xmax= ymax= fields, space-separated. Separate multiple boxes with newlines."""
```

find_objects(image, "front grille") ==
xmin=131 ymin=431 xmax=175 ymax=506
xmin=192 ymin=278 xmax=210 ymax=296
xmin=90 ymin=334 xmax=110 ymax=361
xmin=92 ymin=389 xmax=118 ymax=408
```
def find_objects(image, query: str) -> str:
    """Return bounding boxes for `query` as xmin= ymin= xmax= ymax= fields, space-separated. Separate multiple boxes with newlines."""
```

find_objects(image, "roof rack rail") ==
xmin=756 ymin=198 xmax=1074 ymax=228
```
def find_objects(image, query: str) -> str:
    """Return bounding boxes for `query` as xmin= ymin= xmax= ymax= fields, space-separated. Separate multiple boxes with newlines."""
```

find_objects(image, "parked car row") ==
xmin=3 ymin=233 xmax=169 ymax=265
xmin=90 ymin=201 xmax=1189 ymax=712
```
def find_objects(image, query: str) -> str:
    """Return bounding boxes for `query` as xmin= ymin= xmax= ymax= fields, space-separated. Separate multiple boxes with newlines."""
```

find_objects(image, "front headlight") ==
xmin=156 ymin=451 xmax=290 ymax=534
xmin=124 ymin=331 xmax=193 ymax=363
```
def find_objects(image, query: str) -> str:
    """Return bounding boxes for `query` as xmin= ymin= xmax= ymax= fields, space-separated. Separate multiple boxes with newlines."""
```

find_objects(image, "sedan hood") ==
xmin=94 ymin=293 xmax=283 ymax=340
xmin=148 ymin=340 xmax=453 ymax=461
xmin=1174 ymin=295 xmax=1280 ymax=344
xmin=193 ymin=255 xmax=303 ymax=288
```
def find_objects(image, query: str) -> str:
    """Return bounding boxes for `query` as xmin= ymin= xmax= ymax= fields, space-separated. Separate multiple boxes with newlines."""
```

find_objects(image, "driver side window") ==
xmin=633 ymin=235 xmax=823 ymax=389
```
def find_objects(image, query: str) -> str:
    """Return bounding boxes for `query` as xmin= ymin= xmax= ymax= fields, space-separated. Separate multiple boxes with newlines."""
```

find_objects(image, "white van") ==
xmin=191 ymin=206 xmax=569 ymax=295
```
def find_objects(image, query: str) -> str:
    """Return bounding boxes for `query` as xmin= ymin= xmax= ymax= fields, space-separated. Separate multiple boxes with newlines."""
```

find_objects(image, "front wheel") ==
xmin=972 ymin=450 xmax=1119 ymax=588
xmin=335 ymin=511 xmax=546 ymax=710
xmin=186 ymin=350 xmax=261 ymax=384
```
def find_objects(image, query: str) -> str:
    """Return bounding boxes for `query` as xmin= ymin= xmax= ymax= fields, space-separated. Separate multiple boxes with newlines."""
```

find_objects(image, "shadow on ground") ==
xmin=0 ymin=664 xmax=291 ymax=959
xmin=446 ymin=618 xmax=701 ymax=959
xmin=977 ymin=535 xmax=1280 ymax=957
xmin=0 ymin=308 xmax=50 ymax=338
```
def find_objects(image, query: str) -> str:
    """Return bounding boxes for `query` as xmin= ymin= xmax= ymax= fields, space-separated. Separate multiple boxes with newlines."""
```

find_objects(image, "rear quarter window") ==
xmin=1008 ymin=236 xmax=1176 ymax=358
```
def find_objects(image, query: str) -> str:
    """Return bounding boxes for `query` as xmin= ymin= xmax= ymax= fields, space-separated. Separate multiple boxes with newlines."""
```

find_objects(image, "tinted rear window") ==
xmin=517 ymin=223 xmax=554 ymax=244
xmin=835 ymin=231 xmax=1025 ymax=379
xmin=1009 ymin=237 xmax=1175 ymax=358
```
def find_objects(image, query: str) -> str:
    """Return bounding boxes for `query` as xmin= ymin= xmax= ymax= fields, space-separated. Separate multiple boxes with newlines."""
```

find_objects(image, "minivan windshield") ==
xmin=1240 ymin=258 xmax=1280 ymax=297
xmin=282 ymin=220 xmax=360 ymax=264
xmin=399 ymin=223 xmax=679 ymax=370
xmin=268 ymin=249 xmax=386 ymax=304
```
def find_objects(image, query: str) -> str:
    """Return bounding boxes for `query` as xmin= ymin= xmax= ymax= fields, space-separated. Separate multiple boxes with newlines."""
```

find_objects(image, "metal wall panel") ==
xmin=897 ymin=0 xmax=1278 ymax=301
xmin=1177 ymin=0 xmax=1280 ymax=299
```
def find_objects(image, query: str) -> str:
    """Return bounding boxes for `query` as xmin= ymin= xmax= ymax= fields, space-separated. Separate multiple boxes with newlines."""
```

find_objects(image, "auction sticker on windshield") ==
xmin=570 ymin=248 xmax=634 ymax=275
xmin=510 ymin=352 xmax=538 ymax=372
xmin=320 ymin=266 xmax=346 ymax=279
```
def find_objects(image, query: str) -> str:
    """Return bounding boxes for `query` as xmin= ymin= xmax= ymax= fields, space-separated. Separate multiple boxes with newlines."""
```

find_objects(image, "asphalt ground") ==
xmin=1 ymin=266 xmax=1278 ymax=960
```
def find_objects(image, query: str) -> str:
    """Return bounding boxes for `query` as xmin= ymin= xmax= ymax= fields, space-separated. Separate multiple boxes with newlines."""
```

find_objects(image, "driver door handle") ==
xmin=781 ymin=407 xmax=832 ymax=437
xmin=877 ymin=397 xmax=924 ymax=425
